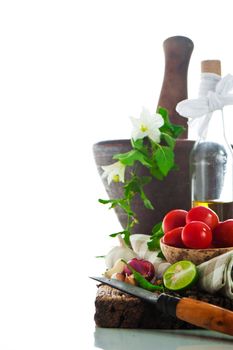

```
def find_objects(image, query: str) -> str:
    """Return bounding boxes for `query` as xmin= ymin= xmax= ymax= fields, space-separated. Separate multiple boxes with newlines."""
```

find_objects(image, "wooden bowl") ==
xmin=160 ymin=238 xmax=233 ymax=265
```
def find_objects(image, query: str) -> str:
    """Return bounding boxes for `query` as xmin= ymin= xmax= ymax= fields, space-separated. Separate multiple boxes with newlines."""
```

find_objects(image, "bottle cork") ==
xmin=201 ymin=60 xmax=221 ymax=76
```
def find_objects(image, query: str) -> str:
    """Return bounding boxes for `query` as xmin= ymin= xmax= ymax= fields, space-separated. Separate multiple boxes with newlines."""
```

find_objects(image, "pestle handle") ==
xmin=157 ymin=36 xmax=194 ymax=139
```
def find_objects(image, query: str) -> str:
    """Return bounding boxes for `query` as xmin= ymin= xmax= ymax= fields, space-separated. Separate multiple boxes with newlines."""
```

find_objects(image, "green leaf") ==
xmin=99 ymin=198 xmax=119 ymax=210
xmin=147 ymin=222 xmax=164 ymax=251
xmin=152 ymin=221 xmax=162 ymax=234
xmin=124 ymin=178 xmax=139 ymax=199
xmin=157 ymin=106 xmax=185 ymax=139
xmin=171 ymin=125 xmax=186 ymax=138
xmin=124 ymin=175 xmax=153 ymax=210
xmin=123 ymin=177 xmax=138 ymax=195
xmin=142 ymin=197 xmax=154 ymax=210
xmin=131 ymin=138 xmax=144 ymax=150
xmin=99 ymin=198 xmax=134 ymax=216
xmin=157 ymin=251 xmax=165 ymax=259
xmin=157 ymin=107 xmax=169 ymax=123
xmin=113 ymin=149 xmax=151 ymax=167
xmin=98 ymin=198 xmax=118 ymax=209
xmin=147 ymin=235 xmax=161 ymax=251
xmin=109 ymin=232 xmax=123 ymax=237
xmin=123 ymin=230 xmax=131 ymax=246
xmin=154 ymin=146 xmax=174 ymax=176
xmin=161 ymin=133 xmax=175 ymax=149
xmin=109 ymin=231 xmax=131 ymax=247
xmin=140 ymin=176 xmax=152 ymax=186
xmin=150 ymin=167 xmax=164 ymax=180
xmin=139 ymin=189 xmax=154 ymax=209
xmin=118 ymin=200 xmax=135 ymax=216
xmin=98 ymin=198 xmax=115 ymax=204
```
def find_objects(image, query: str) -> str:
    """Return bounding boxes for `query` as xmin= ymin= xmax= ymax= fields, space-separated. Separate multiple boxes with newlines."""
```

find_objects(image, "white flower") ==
xmin=101 ymin=161 xmax=126 ymax=185
xmin=130 ymin=107 xmax=164 ymax=142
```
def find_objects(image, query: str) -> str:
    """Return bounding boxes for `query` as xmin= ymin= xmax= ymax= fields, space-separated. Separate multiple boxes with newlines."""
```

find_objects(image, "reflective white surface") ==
xmin=94 ymin=328 xmax=233 ymax=350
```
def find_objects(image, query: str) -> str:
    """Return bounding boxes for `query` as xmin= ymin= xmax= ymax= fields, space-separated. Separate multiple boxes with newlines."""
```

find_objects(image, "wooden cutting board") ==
xmin=94 ymin=285 xmax=233 ymax=329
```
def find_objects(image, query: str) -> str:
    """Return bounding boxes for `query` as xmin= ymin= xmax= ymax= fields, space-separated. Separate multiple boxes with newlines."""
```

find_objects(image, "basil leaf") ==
xmin=147 ymin=222 xmax=164 ymax=251
xmin=161 ymin=133 xmax=175 ymax=149
xmin=154 ymin=146 xmax=174 ymax=176
xmin=113 ymin=149 xmax=151 ymax=167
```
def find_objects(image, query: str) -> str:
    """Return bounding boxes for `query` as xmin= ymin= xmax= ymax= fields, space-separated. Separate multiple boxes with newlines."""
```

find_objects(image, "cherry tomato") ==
xmin=186 ymin=206 xmax=219 ymax=230
xmin=213 ymin=220 xmax=233 ymax=247
xmin=181 ymin=221 xmax=212 ymax=249
xmin=162 ymin=209 xmax=188 ymax=234
xmin=163 ymin=227 xmax=185 ymax=248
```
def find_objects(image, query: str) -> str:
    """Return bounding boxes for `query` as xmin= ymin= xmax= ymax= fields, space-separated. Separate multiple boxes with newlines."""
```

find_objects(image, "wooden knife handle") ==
xmin=176 ymin=297 xmax=233 ymax=336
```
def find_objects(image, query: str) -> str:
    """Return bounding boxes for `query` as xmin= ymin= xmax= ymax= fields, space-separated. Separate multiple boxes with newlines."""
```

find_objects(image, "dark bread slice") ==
xmin=94 ymin=284 xmax=233 ymax=329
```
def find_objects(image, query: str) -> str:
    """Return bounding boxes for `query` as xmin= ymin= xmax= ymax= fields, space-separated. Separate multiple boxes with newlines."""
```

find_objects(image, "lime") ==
xmin=163 ymin=260 xmax=198 ymax=291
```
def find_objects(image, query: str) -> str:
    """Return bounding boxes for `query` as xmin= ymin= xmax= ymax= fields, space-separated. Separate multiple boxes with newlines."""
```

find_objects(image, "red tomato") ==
xmin=181 ymin=221 xmax=212 ymax=249
xmin=186 ymin=206 xmax=219 ymax=230
xmin=162 ymin=209 xmax=188 ymax=234
xmin=163 ymin=227 xmax=185 ymax=248
xmin=213 ymin=220 xmax=233 ymax=247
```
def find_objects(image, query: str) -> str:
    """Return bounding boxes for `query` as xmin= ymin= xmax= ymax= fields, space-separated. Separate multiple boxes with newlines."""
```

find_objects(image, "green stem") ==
xmin=121 ymin=259 xmax=164 ymax=292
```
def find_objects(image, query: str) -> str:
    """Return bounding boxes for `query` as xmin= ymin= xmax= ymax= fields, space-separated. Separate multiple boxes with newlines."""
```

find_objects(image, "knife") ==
xmin=90 ymin=276 xmax=233 ymax=336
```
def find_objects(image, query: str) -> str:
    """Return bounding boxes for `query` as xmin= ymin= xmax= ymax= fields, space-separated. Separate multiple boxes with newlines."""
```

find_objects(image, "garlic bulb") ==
xmin=130 ymin=234 xmax=160 ymax=260
xmin=105 ymin=235 xmax=137 ymax=269
xmin=156 ymin=262 xmax=171 ymax=279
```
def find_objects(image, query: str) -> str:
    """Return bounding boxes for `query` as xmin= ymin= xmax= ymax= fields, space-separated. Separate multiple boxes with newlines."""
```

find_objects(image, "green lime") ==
xmin=163 ymin=260 xmax=198 ymax=291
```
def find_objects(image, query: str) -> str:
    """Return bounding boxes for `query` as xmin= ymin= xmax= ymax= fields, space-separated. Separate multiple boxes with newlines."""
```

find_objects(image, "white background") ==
xmin=1 ymin=1 xmax=233 ymax=349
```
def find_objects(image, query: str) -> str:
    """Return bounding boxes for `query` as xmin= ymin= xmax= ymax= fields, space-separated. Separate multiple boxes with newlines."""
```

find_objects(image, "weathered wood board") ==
xmin=94 ymin=285 xmax=233 ymax=329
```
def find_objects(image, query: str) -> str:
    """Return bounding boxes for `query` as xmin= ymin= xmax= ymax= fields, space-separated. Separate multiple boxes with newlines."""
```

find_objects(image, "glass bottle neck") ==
xmin=191 ymin=107 xmax=233 ymax=206
xmin=199 ymin=109 xmax=227 ymax=143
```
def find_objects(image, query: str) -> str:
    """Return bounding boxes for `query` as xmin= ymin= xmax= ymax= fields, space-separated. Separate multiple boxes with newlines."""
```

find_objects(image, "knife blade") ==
xmin=90 ymin=276 xmax=233 ymax=336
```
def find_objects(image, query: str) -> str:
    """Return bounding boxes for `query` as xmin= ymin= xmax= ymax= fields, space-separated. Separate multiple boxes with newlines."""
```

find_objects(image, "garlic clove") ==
xmin=125 ymin=274 xmax=137 ymax=286
xmin=104 ymin=258 xmax=126 ymax=278
xmin=111 ymin=272 xmax=125 ymax=281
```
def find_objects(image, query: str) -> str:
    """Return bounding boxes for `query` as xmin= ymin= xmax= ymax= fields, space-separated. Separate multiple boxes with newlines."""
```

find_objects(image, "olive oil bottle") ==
xmin=190 ymin=60 xmax=233 ymax=221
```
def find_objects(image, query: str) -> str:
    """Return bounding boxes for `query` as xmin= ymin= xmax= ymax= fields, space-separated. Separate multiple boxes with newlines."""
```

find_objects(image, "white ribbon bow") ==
xmin=176 ymin=74 xmax=233 ymax=118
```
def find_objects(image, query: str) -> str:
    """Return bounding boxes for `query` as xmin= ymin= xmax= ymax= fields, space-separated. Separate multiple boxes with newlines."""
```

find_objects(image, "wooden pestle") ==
xmin=157 ymin=36 xmax=194 ymax=139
